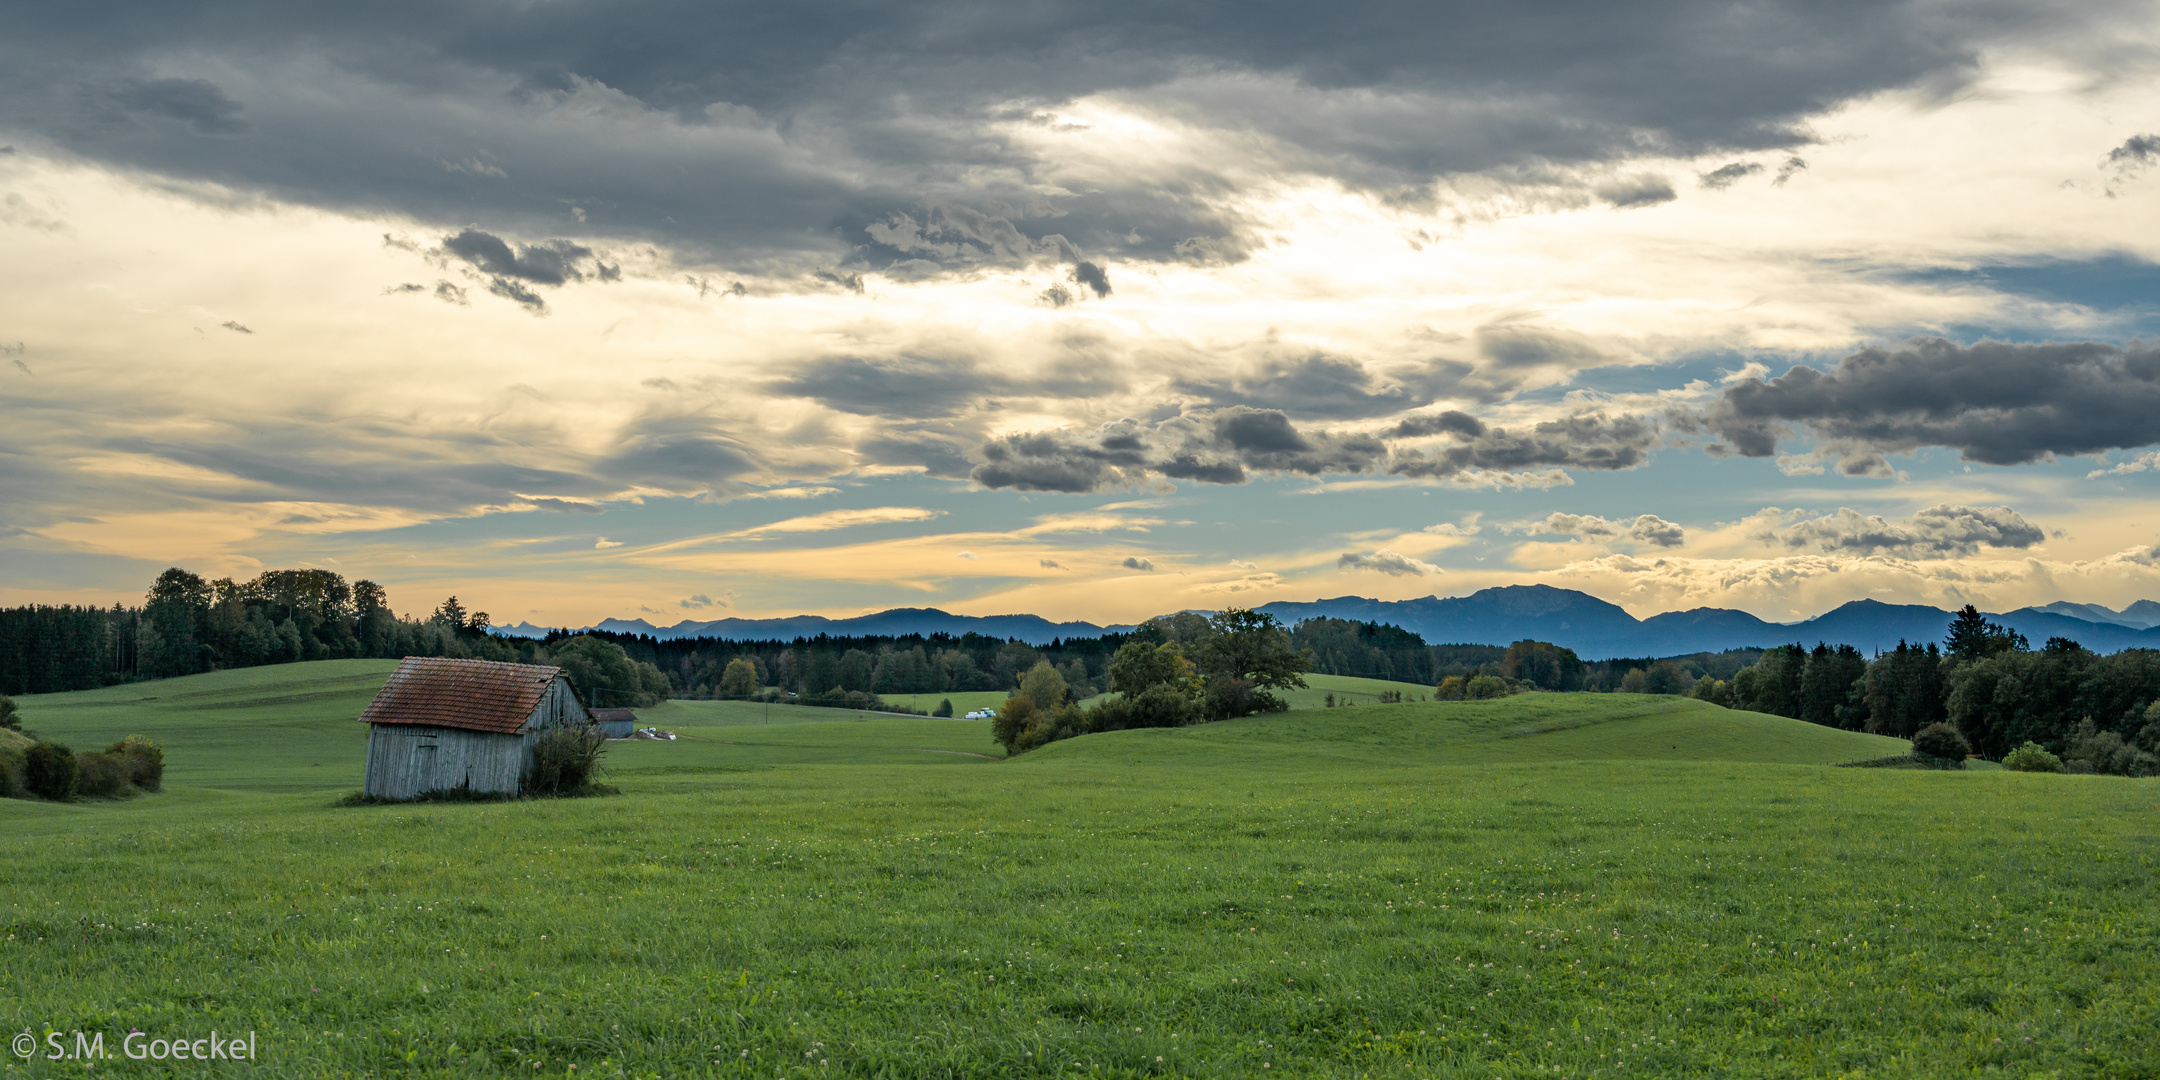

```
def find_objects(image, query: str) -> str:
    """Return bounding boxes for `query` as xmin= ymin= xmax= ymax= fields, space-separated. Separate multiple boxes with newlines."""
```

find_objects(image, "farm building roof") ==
xmin=358 ymin=657 xmax=572 ymax=735
xmin=589 ymin=707 xmax=639 ymax=722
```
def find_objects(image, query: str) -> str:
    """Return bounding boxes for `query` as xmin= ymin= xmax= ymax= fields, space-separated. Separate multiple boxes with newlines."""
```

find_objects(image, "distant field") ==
xmin=876 ymin=690 xmax=1010 ymax=716
xmin=2 ymin=662 xmax=2154 ymax=1078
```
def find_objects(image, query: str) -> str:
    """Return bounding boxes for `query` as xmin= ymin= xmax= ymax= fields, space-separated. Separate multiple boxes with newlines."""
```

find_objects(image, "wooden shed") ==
xmin=358 ymin=657 xmax=588 ymax=800
xmin=589 ymin=707 xmax=639 ymax=740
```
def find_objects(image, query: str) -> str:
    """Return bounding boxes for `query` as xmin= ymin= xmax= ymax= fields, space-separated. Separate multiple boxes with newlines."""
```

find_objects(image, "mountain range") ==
xmin=492 ymin=585 xmax=2160 ymax=659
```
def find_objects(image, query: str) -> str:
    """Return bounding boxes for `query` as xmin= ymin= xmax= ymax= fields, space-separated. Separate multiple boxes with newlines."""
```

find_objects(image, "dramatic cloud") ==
xmin=1175 ymin=354 xmax=1430 ymax=420
xmin=0 ymin=0 xmax=2121 ymax=275
xmin=972 ymin=408 xmax=1387 ymax=492
xmin=1707 ymin=338 xmax=2160 ymax=466
xmin=1699 ymin=161 xmax=1764 ymax=190
xmin=1389 ymin=412 xmax=1661 ymax=484
xmin=1754 ymin=504 xmax=2045 ymax=557
xmin=436 ymin=228 xmax=616 ymax=314
xmin=770 ymin=354 xmax=1114 ymax=418
xmin=1337 ymin=549 xmax=1439 ymax=576
xmin=1529 ymin=512 xmax=1686 ymax=548
xmin=92 ymin=77 xmax=250 ymax=136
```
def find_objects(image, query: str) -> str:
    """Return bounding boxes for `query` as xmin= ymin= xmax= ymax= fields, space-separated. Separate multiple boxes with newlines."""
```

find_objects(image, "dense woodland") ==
xmin=5 ymin=569 xmax=2160 ymax=773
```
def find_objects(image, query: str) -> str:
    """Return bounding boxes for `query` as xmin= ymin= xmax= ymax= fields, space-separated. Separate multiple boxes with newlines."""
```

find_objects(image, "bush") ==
xmin=525 ymin=724 xmax=607 ymax=796
xmin=933 ymin=698 xmax=953 ymax=718
xmin=1089 ymin=684 xmax=1200 ymax=732
xmin=24 ymin=742 xmax=79 ymax=801
xmin=1910 ymin=722 xmax=1970 ymax=766
xmin=2002 ymin=741 xmax=2065 ymax=773
xmin=0 ymin=747 xmax=24 ymax=798
xmin=108 ymin=735 xmax=164 ymax=792
xmin=75 ymin=751 xmax=129 ymax=798
xmin=2061 ymin=717 xmax=2157 ymax=777
xmin=0 ymin=694 xmax=18 ymax=730
xmin=1465 ymin=674 xmax=1516 ymax=700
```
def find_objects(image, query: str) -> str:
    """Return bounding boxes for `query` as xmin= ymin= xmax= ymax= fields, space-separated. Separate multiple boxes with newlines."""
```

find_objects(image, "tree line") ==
xmin=0 ymin=567 xmax=669 ymax=709
xmin=1699 ymin=606 xmax=2160 ymax=775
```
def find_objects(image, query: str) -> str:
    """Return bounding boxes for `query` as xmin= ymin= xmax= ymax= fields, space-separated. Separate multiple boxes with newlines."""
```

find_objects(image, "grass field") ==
xmin=3 ymin=662 xmax=2156 ymax=1078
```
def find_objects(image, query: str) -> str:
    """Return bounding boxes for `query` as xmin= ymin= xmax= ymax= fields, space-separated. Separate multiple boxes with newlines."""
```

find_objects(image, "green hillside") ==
xmin=1026 ymin=692 xmax=1910 ymax=769
xmin=2 ymin=663 xmax=2152 ymax=1078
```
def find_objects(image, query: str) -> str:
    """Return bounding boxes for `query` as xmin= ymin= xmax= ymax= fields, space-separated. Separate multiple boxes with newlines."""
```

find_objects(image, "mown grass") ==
xmin=2 ymin=663 xmax=2155 ymax=1078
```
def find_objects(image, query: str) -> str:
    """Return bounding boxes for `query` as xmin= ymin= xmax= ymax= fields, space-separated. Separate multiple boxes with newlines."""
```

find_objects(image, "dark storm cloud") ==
xmin=1757 ymin=504 xmax=2044 ymax=557
xmin=1699 ymin=161 xmax=1764 ymax=189
xmin=3 ymin=1 xmax=2131 ymax=273
xmin=1176 ymin=354 xmax=1429 ymax=419
xmin=441 ymin=229 xmax=593 ymax=286
xmin=1388 ymin=412 xmax=1661 ymax=481
xmin=92 ymin=77 xmax=250 ymax=135
xmin=1706 ymin=337 xmax=2160 ymax=465
xmin=435 ymin=228 xmax=617 ymax=313
xmin=972 ymin=407 xmax=1387 ymax=492
xmin=1595 ymin=174 xmax=1677 ymax=208
xmin=1071 ymin=260 xmax=1111 ymax=298
xmin=769 ymin=353 xmax=1116 ymax=417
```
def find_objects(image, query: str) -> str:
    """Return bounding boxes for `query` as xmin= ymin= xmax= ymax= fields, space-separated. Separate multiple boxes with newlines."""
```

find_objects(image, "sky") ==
xmin=5 ymin=0 xmax=2160 ymax=628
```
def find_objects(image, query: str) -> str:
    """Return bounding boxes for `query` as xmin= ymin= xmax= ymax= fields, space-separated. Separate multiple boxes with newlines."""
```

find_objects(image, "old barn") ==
xmin=358 ymin=657 xmax=587 ymax=800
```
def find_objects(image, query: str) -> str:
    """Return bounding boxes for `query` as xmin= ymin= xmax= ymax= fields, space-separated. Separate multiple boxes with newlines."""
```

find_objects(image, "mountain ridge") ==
xmin=493 ymin=585 xmax=2160 ymax=659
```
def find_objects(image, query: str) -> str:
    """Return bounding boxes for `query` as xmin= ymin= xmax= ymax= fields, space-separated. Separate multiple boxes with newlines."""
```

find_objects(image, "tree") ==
xmin=143 ymin=567 xmax=213 ymax=676
xmin=431 ymin=596 xmax=469 ymax=631
xmin=1107 ymin=640 xmax=1195 ymax=696
xmin=1797 ymin=644 xmax=1868 ymax=729
xmin=1016 ymin=660 xmax=1071 ymax=710
xmin=1859 ymin=641 xmax=1945 ymax=737
xmin=1499 ymin=640 xmax=1586 ymax=691
xmin=717 ymin=657 xmax=761 ymax=699
xmin=932 ymin=698 xmax=954 ymax=718
xmin=1945 ymin=605 xmax=2024 ymax=662
xmin=1193 ymin=608 xmax=1309 ymax=720
xmin=549 ymin=635 xmax=671 ymax=707
xmin=837 ymin=649 xmax=874 ymax=692
xmin=0 ymin=694 xmax=17 ymax=731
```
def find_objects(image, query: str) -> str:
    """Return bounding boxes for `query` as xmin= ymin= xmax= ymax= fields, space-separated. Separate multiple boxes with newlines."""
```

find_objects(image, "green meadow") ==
xmin=3 ymin=663 xmax=2155 ymax=1078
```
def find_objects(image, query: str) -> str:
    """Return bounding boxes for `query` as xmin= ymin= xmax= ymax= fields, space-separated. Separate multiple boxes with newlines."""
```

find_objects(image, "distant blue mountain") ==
xmin=493 ymin=608 xmax=1136 ymax=646
xmin=496 ymin=585 xmax=2160 ymax=659
xmin=1257 ymin=585 xmax=2160 ymax=658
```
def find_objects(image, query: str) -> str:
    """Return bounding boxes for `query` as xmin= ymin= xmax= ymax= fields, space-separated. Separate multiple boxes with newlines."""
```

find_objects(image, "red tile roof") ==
xmin=359 ymin=657 xmax=570 ymax=735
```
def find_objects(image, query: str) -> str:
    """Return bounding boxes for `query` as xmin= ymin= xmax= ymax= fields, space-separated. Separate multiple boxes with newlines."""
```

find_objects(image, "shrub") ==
xmin=933 ymin=698 xmax=953 ymax=718
xmin=1089 ymin=684 xmax=1200 ymax=732
xmin=1464 ymin=674 xmax=1516 ymax=700
xmin=75 ymin=751 xmax=130 ymax=798
xmin=2061 ymin=717 xmax=2157 ymax=777
xmin=1910 ymin=722 xmax=1970 ymax=766
xmin=525 ymin=724 xmax=607 ymax=796
xmin=0 ymin=694 xmax=18 ymax=730
xmin=1434 ymin=676 xmax=1467 ymax=701
xmin=0 ymin=747 xmax=24 ymax=798
xmin=24 ymin=742 xmax=79 ymax=801
xmin=2002 ymin=741 xmax=2065 ymax=773
xmin=108 ymin=735 xmax=164 ymax=792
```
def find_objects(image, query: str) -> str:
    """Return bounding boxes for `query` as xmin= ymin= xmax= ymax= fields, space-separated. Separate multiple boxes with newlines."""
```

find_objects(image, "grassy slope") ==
xmin=1031 ymin=693 xmax=1910 ymax=769
xmin=0 ymin=666 xmax=2153 ymax=1078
